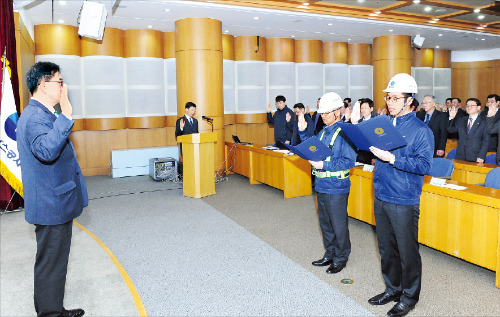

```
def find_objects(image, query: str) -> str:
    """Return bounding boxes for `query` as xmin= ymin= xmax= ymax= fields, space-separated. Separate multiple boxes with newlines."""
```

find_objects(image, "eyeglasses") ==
xmin=320 ymin=111 xmax=333 ymax=116
xmin=384 ymin=96 xmax=406 ymax=103
xmin=465 ymin=104 xmax=478 ymax=108
xmin=45 ymin=80 xmax=64 ymax=87
xmin=421 ymin=101 xmax=433 ymax=105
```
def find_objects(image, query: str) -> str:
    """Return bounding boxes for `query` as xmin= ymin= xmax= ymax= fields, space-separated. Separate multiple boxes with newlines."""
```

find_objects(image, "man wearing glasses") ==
xmin=367 ymin=73 xmax=433 ymax=317
xmin=416 ymin=95 xmax=448 ymax=157
xmin=17 ymin=62 xmax=87 ymax=317
xmin=297 ymin=92 xmax=357 ymax=275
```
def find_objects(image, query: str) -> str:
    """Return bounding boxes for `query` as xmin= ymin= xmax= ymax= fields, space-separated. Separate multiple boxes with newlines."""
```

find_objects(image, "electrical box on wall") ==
xmin=78 ymin=1 xmax=107 ymax=40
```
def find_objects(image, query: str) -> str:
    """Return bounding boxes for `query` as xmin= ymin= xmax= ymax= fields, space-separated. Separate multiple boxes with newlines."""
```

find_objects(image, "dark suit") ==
xmin=447 ymin=108 xmax=467 ymax=140
xmin=482 ymin=109 xmax=500 ymax=153
xmin=417 ymin=110 xmax=448 ymax=157
xmin=175 ymin=115 xmax=199 ymax=137
xmin=448 ymin=115 xmax=490 ymax=162
xmin=486 ymin=111 xmax=500 ymax=164
xmin=291 ymin=113 xmax=313 ymax=145
xmin=311 ymin=111 xmax=325 ymax=135
xmin=17 ymin=99 xmax=88 ymax=317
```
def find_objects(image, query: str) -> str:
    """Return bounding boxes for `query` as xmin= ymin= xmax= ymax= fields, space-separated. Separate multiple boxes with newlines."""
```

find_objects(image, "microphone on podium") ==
xmin=202 ymin=116 xmax=213 ymax=121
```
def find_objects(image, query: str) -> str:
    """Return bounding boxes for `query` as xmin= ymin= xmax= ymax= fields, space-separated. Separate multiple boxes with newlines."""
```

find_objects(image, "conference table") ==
xmin=451 ymin=159 xmax=497 ymax=184
xmin=225 ymin=142 xmax=312 ymax=198
xmin=348 ymin=166 xmax=500 ymax=289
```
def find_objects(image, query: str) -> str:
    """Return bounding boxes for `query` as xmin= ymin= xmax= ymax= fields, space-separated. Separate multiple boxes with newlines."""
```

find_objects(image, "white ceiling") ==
xmin=14 ymin=0 xmax=500 ymax=51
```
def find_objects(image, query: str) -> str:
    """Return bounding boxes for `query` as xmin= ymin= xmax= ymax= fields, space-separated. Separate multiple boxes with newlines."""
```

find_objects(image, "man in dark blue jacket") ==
xmin=17 ymin=62 xmax=87 ymax=317
xmin=298 ymin=92 xmax=357 ymax=275
xmin=368 ymin=73 xmax=433 ymax=317
xmin=267 ymin=95 xmax=294 ymax=144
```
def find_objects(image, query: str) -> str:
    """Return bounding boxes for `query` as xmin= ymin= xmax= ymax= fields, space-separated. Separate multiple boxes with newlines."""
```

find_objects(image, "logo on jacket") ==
xmin=309 ymin=146 xmax=317 ymax=152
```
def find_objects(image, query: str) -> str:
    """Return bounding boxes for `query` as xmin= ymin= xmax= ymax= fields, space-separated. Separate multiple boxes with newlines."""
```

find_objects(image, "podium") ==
xmin=177 ymin=132 xmax=217 ymax=198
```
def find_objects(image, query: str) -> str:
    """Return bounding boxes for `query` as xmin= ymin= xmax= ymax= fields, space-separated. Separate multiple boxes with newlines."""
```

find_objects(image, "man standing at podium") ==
xmin=175 ymin=102 xmax=199 ymax=138
xmin=297 ymin=92 xmax=357 ymax=275
xmin=368 ymin=73 xmax=433 ymax=317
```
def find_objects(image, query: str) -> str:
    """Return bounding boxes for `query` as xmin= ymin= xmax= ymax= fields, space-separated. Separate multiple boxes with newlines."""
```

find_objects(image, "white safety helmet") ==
xmin=383 ymin=73 xmax=418 ymax=94
xmin=318 ymin=92 xmax=344 ymax=113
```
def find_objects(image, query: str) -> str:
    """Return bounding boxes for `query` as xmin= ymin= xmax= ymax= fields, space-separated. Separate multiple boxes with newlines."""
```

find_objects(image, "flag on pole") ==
xmin=0 ymin=52 xmax=23 ymax=197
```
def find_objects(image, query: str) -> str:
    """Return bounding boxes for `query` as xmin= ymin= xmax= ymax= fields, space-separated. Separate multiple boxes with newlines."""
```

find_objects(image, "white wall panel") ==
xmin=223 ymin=60 xmax=236 ymax=113
xmin=268 ymin=62 xmax=295 ymax=105
xmin=126 ymin=58 xmax=165 ymax=117
xmin=236 ymin=61 xmax=266 ymax=112
xmin=165 ymin=59 xmax=177 ymax=115
xmin=348 ymin=65 xmax=372 ymax=103
xmin=325 ymin=63 xmax=348 ymax=99
xmin=297 ymin=63 xmax=323 ymax=107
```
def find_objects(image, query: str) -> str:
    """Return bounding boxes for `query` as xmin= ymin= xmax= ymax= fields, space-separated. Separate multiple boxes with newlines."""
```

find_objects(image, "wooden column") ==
xmin=348 ymin=43 xmax=372 ymax=65
xmin=175 ymin=18 xmax=224 ymax=171
xmin=295 ymin=40 xmax=322 ymax=63
xmin=412 ymin=48 xmax=434 ymax=68
xmin=266 ymin=38 xmax=295 ymax=62
xmin=323 ymin=42 xmax=347 ymax=64
xmin=433 ymin=50 xmax=451 ymax=68
xmin=373 ymin=35 xmax=411 ymax=111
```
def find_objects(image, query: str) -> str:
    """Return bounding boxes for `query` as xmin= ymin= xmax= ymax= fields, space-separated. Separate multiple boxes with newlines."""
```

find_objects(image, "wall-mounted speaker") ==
xmin=78 ymin=1 xmax=107 ymax=40
xmin=412 ymin=34 xmax=425 ymax=50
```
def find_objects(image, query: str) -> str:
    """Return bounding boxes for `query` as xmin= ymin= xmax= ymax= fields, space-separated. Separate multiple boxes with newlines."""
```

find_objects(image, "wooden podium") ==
xmin=177 ymin=132 xmax=217 ymax=198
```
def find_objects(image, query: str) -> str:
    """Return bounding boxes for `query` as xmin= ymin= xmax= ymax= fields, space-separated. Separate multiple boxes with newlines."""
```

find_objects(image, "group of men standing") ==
xmin=267 ymin=73 xmax=434 ymax=317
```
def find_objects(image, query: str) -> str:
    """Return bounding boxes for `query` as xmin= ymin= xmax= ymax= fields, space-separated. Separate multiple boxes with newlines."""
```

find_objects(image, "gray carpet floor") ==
xmin=2 ymin=174 xmax=500 ymax=316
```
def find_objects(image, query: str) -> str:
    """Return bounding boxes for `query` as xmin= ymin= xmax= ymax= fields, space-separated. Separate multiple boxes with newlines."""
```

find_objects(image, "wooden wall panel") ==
xmin=412 ymin=48 xmax=433 ymax=68
xmin=491 ymin=60 xmax=500 ymax=95
xmin=35 ymin=24 xmax=81 ymax=56
xmin=163 ymin=32 xmax=175 ymax=59
xmin=348 ymin=43 xmax=372 ymax=65
xmin=127 ymin=116 xmax=166 ymax=129
xmin=323 ymin=42 xmax=347 ymax=64
xmin=452 ymin=61 xmax=493 ymax=104
xmin=81 ymin=27 xmax=124 ymax=57
xmin=234 ymin=36 xmax=266 ymax=61
xmin=124 ymin=29 xmax=163 ymax=58
xmin=266 ymin=38 xmax=295 ymax=62
xmin=235 ymin=113 xmax=268 ymax=124
xmin=236 ymin=123 xmax=268 ymax=145
xmin=434 ymin=50 xmax=451 ymax=68
xmin=127 ymin=128 xmax=169 ymax=148
xmin=85 ymin=118 xmax=127 ymax=130
xmin=222 ymin=34 xmax=235 ymax=60
xmin=14 ymin=12 xmax=35 ymax=111
xmin=295 ymin=40 xmax=322 ymax=63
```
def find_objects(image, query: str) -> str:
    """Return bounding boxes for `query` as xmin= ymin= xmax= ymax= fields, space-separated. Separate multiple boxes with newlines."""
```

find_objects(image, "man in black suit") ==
xmin=291 ymin=103 xmax=313 ymax=145
xmin=175 ymin=102 xmax=199 ymax=137
xmin=447 ymin=97 xmax=467 ymax=140
xmin=448 ymin=98 xmax=490 ymax=163
xmin=311 ymin=98 xmax=326 ymax=135
xmin=485 ymin=94 xmax=500 ymax=164
xmin=417 ymin=95 xmax=448 ymax=157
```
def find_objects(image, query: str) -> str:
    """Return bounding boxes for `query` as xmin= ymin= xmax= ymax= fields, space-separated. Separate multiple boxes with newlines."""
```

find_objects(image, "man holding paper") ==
xmin=297 ymin=92 xmax=356 ymax=275
xmin=367 ymin=73 xmax=433 ymax=317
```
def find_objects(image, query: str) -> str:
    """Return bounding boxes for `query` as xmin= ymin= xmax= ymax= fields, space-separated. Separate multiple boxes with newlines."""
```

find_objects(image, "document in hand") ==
xmin=337 ymin=115 xmax=407 ymax=151
xmin=284 ymin=136 xmax=335 ymax=161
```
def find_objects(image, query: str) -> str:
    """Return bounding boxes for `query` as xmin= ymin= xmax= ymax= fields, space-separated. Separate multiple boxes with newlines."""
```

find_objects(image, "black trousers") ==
xmin=317 ymin=192 xmax=351 ymax=264
xmin=34 ymin=221 xmax=73 ymax=317
xmin=374 ymin=198 xmax=421 ymax=306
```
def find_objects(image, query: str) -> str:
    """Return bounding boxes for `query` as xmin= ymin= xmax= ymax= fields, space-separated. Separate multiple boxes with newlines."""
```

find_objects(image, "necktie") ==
xmin=189 ymin=118 xmax=193 ymax=126
xmin=424 ymin=114 xmax=430 ymax=124
xmin=467 ymin=117 xmax=472 ymax=132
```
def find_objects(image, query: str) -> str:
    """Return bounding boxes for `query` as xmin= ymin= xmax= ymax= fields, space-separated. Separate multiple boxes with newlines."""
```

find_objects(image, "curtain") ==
xmin=0 ymin=0 xmax=24 ymax=210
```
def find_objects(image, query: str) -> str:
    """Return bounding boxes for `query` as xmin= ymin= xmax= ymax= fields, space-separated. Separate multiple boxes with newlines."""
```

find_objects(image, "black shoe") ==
xmin=326 ymin=262 xmax=346 ymax=274
xmin=387 ymin=301 xmax=415 ymax=317
xmin=61 ymin=308 xmax=85 ymax=317
xmin=368 ymin=292 xmax=401 ymax=305
xmin=312 ymin=257 xmax=332 ymax=266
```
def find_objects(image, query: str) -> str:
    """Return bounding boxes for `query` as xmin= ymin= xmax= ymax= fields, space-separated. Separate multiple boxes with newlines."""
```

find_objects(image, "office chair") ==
xmin=485 ymin=154 xmax=497 ymax=165
xmin=446 ymin=148 xmax=457 ymax=159
xmin=428 ymin=158 xmax=454 ymax=179
xmin=484 ymin=167 xmax=500 ymax=190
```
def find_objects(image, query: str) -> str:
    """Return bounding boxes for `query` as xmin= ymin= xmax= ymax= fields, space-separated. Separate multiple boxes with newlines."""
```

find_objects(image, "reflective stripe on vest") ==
xmin=313 ymin=127 xmax=350 ymax=179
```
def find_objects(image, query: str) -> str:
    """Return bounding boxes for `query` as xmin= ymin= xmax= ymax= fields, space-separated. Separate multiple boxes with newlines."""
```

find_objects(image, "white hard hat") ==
xmin=318 ymin=92 xmax=344 ymax=113
xmin=383 ymin=73 xmax=418 ymax=94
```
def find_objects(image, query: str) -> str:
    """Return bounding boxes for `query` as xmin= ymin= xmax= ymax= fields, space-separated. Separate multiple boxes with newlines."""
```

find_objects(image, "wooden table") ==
xmin=225 ymin=142 xmax=312 ymax=198
xmin=451 ymin=159 xmax=497 ymax=185
xmin=348 ymin=167 xmax=500 ymax=289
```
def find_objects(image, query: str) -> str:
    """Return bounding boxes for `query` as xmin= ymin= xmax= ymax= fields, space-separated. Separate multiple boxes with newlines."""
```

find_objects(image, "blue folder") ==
xmin=337 ymin=115 xmax=407 ymax=151
xmin=284 ymin=136 xmax=335 ymax=161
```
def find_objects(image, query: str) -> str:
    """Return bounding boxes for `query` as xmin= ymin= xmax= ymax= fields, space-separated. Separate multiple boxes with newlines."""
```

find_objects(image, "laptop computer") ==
xmin=232 ymin=135 xmax=252 ymax=145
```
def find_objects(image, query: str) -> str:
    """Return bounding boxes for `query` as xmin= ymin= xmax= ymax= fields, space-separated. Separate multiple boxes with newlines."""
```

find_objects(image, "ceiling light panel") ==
xmin=318 ymin=0 xmax=398 ymax=9
xmin=394 ymin=4 xmax=460 ymax=16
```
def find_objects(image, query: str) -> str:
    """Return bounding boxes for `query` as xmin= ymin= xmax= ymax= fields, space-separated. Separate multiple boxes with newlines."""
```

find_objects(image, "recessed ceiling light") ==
xmin=413 ymin=0 xmax=420 ymax=3
xmin=424 ymin=6 xmax=432 ymax=12
xmin=389 ymin=29 xmax=393 ymax=32
xmin=477 ymin=26 xmax=484 ymax=29
xmin=303 ymin=2 xmax=309 ymax=5
xmin=474 ymin=9 xmax=480 ymax=13
xmin=291 ymin=35 xmax=295 ymax=38
xmin=369 ymin=13 xmax=378 ymax=16
xmin=429 ymin=20 xmax=437 ymax=23
xmin=375 ymin=11 xmax=381 ymax=14
xmin=482 ymin=25 xmax=488 ymax=28
xmin=481 ymin=38 xmax=485 ymax=41
xmin=328 ymin=23 xmax=333 ymax=26
xmin=164 ymin=9 xmax=171 ymax=12
xmin=436 ymin=46 xmax=440 ymax=48
xmin=438 ymin=33 xmax=443 ymax=36
xmin=148 ymin=25 xmax=152 ymax=29
xmin=478 ymin=15 xmax=485 ymax=20
xmin=58 ymin=19 xmax=64 ymax=24
xmin=254 ymin=17 xmax=260 ymax=20
xmin=357 ymin=0 xmax=365 ymax=2
xmin=347 ymin=38 xmax=351 ymax=41
xmin=434 ymin=18 xmax=439 ymax=21
xmin=59 ymin=0 xmax=66 ymax=4
xmin=224 ymin=30 xmax=229 ymax=33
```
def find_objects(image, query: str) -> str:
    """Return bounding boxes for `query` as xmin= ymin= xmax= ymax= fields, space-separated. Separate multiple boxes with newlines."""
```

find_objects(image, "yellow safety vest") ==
xmin=312 ymin=127 xmax=350 ymax=179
